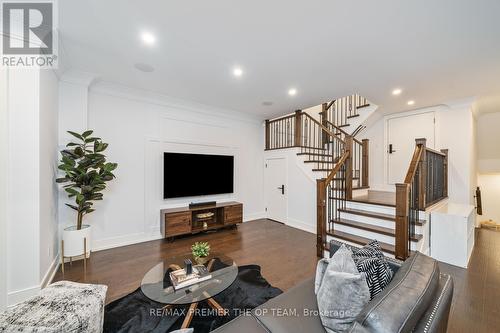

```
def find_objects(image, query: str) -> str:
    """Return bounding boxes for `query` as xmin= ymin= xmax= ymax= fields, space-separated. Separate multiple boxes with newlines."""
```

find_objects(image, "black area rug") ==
xmin=103 ymin=261 xmax=282 ymax=333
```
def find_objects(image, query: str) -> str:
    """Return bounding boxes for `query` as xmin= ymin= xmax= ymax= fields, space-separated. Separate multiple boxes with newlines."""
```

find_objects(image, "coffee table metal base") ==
xmin=167 ymin=259 xmax=228 ymax=329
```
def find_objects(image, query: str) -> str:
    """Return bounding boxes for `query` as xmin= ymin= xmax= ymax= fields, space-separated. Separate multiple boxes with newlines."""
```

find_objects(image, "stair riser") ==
xmin=346 ymin=201 xmax=426 ymax=220
xmin=333 ymin=224 xmax=420 ymax=250
xmin=346 ymin=201 xmax=395 ymax=215
xmin=338 ymin=212 xmax=424 ymax=235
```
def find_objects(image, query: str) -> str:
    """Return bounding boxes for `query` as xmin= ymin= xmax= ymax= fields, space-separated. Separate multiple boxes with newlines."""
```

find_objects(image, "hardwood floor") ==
xmin=439 ymin=227 xmax=500 ymax=332
xmin=53 ymin=219 xmax=317 ymax=304
xmin=53 ymin=219 xmax=500 ymax=332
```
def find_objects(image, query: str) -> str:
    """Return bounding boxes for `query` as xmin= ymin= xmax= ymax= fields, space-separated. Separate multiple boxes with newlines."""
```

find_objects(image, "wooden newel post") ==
xmin=395 ymin=183 xmax=410 ymax=260
xmin=265 ymin=119 xmax=270 ymax=150
xmin=320 ymin=103 xmax=328 ymax=145
xmin=294 ymin=110 xmax=302 ymax=147
xmin=415 ymin=138 xmax=427 ymax=210
xmin=362 ymin=139 xmax=369 ymax=187
xmin=317 ymin=178 xmax=327 ymax=258
xmin=345 ymin=135 xmax=353 ymax=200
xmin=440 ymin=149 xmax=448 ymax=198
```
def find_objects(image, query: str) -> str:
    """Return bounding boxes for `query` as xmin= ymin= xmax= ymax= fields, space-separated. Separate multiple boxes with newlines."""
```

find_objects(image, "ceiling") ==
xmin=58 ymin=0 xmax=500 ymax=119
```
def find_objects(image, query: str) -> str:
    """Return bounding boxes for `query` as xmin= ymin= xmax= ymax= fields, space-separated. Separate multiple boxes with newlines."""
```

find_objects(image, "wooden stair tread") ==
xmin=347 ymin=114 xmax=360 ymax=119
xmin=348 ymin=196 xmax=396 ymax=208
xmin=312 ymin=169 xmax=332 ymax=172
xmin=297 ymin=152 xmax=334 ymax=158
xmin=327 ymin=230 xmax=395 ymax=254
xmin=332 ymin=177 xmax=360 ymax=180
xmin=304 ymin=160 xmax=335 ymax=164
xmin=356 ymin=104 xmax=370 ymax=109
xmin=338 ymin=124 xmax=350 ymax=128
xmin=332 ymin=218 xmax=422 ymax=242
xmin=353 ymin=186 xmax=370 ymax=190
xmin=338 ymin=208 xmax=425 ymax=226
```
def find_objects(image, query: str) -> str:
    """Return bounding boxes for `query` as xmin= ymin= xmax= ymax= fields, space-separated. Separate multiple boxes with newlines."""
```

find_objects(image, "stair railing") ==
xmin=317 ymin=151 xmax=350 ymax=257
xmin=264 ymin=110 xmax=370 ymax=258
xmin=323 ymin=94 xmax=368 ymax=128
xmin=395 ymin=138 xmax=448 ymax=259
xmin=321 ymin=105 xmax=369 ymax=191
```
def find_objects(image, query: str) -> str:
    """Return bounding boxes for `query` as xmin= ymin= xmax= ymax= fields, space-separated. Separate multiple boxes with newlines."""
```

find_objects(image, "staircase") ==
xmin=326 ymin=191 xmax=426 ymax=257
xmin=265 ymin=94 xmax=448 ymax=260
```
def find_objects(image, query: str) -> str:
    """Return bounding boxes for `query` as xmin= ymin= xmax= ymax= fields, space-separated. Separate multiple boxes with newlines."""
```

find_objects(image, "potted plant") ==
xmin=191 ymin=242 xmax=210 ymax=265
xmin=56 ymin=130 xmax=117 ymax=258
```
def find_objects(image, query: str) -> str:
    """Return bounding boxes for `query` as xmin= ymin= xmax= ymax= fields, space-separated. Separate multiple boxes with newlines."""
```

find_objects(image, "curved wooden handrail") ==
xmin=325 ymin=151 xmax=350 ymax=184
xmin=403 ymin=144 xmax=425 ymax=184
xmin=425 ymin=146 xmax=446 ymax=157
xmin=267 ymin=113 xmax=295 ymax=123
xmin=325 ymin=100 xmax=336 ymax=111
xmin=302 ymin=113 xmax=346 ymax=145
xmin=324 ymin=119 xmax=350 ymax=137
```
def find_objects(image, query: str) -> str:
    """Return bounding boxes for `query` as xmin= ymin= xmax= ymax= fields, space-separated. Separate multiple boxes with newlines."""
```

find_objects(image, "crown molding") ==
xmin=59 ymin=69 xmax=100 ymax=87
xmin=89 ymin=80 xmax=262 ymax=125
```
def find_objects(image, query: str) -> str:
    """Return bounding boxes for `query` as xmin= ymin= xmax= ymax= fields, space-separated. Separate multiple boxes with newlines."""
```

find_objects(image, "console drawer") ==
xmin=224 ymin=205 xmax=243 ymax=225
xmin=165 ymin=212 xmax=191 ymax=236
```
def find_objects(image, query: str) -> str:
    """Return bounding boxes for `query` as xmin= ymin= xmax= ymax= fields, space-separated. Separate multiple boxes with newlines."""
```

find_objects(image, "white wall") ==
xmin=58 ymin=80 xmax=265 ymax=250
xmin=477 ymin=174 xmax=500 ymax=224
xmin=7 ymin=69 xmax=41 ymax=305
xmin=38 ymin=69 xmax=59 ymax=287
xmin=477 ymin=112 xmax=500 ymax=173
xmin=475 ymin=111 xmax=500 ymax=225
xmin=364 ymin=101 xmax=477 ymax=206
xmin=0 ymin=68 xmax=8 ymax=310
xmin=4 ymin=68 xmax=60 ymax=306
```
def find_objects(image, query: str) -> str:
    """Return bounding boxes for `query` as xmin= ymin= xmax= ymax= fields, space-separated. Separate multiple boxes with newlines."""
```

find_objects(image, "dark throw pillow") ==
xmin=352 ymin=240 xmax=393 ymax=299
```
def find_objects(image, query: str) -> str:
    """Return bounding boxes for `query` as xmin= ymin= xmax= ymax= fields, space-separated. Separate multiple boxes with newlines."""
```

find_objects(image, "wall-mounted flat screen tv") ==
xmin=163 ymin=152 xmax=234 ymax=199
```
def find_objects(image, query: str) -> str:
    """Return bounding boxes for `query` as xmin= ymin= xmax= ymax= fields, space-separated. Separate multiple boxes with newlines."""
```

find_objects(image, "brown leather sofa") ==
xmin=213 ymin=240 xmax=454 ymax=333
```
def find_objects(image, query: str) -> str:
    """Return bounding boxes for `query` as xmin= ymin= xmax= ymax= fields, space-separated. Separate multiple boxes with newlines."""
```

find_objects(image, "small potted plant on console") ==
xmin=192 ymin=242 xmax=210 ymax=265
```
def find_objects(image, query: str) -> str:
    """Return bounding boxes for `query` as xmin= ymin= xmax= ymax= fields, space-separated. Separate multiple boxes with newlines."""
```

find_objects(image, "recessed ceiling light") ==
xmin=407 ymin=100 xmax=415 ymax=106
xmin=140 ymin=32 xmax=156 ymax=46
xmin=288 ymin=88 xmax=297 ymax=96
xmin=392 ymin=88 xmax=402 ymax=96
xmin=233 ymin=67 xmax=243 ymax=77
xmin=262 ymin=101 xmax=273 ymax=106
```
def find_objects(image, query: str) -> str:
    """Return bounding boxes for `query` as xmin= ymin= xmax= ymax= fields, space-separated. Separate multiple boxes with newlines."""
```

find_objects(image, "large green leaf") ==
xmin=67 ymin=131 xmax=84 ymax=140
xmin=82 ymin=130 xmax=94 ymax=138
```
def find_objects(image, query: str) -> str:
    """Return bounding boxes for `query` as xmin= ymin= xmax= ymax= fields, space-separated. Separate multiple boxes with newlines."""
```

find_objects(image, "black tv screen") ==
xmin=163 ymin=152 xmax=234 ymax=199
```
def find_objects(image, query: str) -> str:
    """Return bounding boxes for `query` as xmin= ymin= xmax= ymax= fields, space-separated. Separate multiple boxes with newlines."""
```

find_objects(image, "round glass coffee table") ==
xmin=141 ymin=253 xmax=237 ymax=328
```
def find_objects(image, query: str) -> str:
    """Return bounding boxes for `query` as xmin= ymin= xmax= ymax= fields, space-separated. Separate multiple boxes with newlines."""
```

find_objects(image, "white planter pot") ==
xmin=62 ymin=224 xmax=92 ymax=258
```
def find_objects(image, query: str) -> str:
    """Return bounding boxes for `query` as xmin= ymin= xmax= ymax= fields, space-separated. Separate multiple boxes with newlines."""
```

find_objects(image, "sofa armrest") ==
xmin=412 ymin=273 xmax=454 ymax=333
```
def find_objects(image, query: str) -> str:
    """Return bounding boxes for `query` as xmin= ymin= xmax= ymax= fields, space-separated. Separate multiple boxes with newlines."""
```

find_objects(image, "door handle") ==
xmin=277 ymin=185 xmax=285 ymax=195
xmin=388 ymin=144 xmax=396 ymax=154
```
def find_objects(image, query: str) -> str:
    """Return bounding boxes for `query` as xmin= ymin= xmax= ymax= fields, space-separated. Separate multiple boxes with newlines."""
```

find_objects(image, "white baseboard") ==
xmin=286 ymin=218 xmax=316 ymax=234
xmin=41 ymin=253 xmax=60 ymax=288
xmin=7 ymin=285 xmax=40 ymax=307
xmin=244 ymin=211 xmax=266 ymax=222
xmin=92 ymin=231 xmax=164 ymax=252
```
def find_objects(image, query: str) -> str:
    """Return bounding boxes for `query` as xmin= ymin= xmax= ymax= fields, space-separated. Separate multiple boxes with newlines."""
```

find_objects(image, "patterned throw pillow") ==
xmin=352 ymin=240 xmax=394 ymax=299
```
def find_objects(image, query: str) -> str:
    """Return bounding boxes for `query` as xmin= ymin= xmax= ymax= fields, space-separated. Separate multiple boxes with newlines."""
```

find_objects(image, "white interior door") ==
xmin=387 ymin=112 xmax=435 ymax=184
xmin=264 ymin=158 xmax=287 ymax=223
